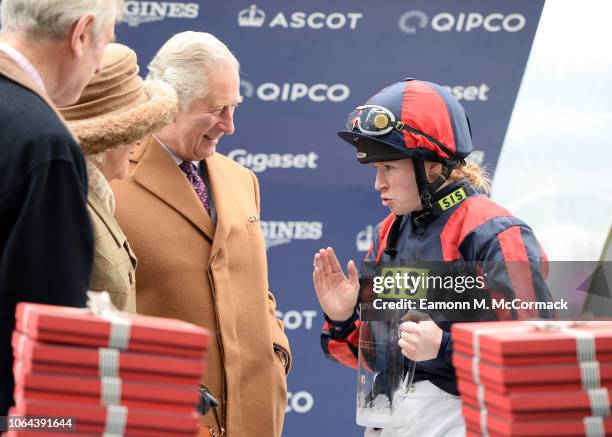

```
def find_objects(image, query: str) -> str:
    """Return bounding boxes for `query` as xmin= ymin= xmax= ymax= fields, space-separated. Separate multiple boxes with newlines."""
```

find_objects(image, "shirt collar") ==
xmin=0 ymin=43 xmax=47 ymax=94
xmin=153 ymin=134 xmax=200 ymax=169
xmin=411 ymin=180 xmax=475 ymax=227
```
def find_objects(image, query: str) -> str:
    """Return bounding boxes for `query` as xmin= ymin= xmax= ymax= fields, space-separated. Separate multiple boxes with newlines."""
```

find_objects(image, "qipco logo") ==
xmin=399 ymin=10 xmax=526 ymax=34
xmin=432 ymin=12 xmax=526 ymax=32
xmin=254 ymin=82 xmax=350 ymax=103
xmin=286 ymin=391 xmax=314 ymax=414
xmin=241 ymin=79 xmax=349 ymax=103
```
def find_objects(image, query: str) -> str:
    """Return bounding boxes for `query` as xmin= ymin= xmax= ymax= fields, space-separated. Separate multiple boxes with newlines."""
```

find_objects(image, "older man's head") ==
xmin=149 ymin=31 xmax=242 ymax=161
xmin=0 ymin=0 xmax=124 ymax=105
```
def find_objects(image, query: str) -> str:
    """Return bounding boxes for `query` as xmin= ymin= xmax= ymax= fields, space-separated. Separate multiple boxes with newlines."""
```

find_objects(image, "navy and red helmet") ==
xmin=338 ymin=78 xmax=473 ymax=166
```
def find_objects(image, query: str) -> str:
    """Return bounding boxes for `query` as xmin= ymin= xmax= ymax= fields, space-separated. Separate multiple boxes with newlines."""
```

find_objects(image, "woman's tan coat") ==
xmin=86 ymin=164 xmax=137 ymax=312
xmin=112 ymin=137 xmax=291 ymax=436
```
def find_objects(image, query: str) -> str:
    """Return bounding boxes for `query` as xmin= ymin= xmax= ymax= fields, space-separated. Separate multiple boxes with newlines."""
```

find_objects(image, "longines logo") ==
xmin=121 ymin=1 xmax=199 ymax=27
xmin=398 ymin=10 xmax=526 ymax=34
xmin=240 ymin=79 xmax=350 ymax=103
xmin=261 ymin=221 xmax=323 ymax=250
xmin=238 ymin=5 xmax=363 ymax=30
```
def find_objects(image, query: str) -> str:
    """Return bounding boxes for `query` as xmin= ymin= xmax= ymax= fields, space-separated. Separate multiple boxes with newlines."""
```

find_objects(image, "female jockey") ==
xmin=312 ymin=78 xmax=553 ymax=436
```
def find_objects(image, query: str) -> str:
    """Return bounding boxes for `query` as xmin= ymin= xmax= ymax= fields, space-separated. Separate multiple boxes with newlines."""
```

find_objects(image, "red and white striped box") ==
xmin=15 ymin=302 xmax=210 ymax=358
xmin=12 ymin=333 xmax=205 ymax=386
xmin=453 ymin=350 xmax=612 ymax=393
xmin=14 ymin=369 xmax=199 ymax=413
xmin=463 ymin=402 xmax=612 ymax=437
xmin=458 ymin=379 xmax=612 ymax=421
xmin=452 ymin=321 xmax=612 ymax=437
xmin=452 ymin=321 xmax=612 ymax=366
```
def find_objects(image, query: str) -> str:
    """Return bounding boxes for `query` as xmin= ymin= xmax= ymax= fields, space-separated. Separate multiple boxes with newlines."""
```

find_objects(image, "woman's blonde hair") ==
xmin=449 ymin=162 xmax=492 ymax=193
xmin=429 ymin=161 xmax=492 ymax=194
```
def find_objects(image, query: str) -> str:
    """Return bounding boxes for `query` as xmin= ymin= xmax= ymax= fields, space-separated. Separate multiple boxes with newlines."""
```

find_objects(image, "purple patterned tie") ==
xmin=179 ymin=161 xmax=210 ymax=215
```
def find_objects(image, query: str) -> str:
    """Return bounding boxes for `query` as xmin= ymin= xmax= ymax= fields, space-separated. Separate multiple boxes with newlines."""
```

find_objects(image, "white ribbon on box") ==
xmin=583 ymin=416 xmax=605 ymax=437
xmin=103 ymin=404 xmax=127 ymax=436
xmin=470 ymin=321 xmax=610 ymax=437
xmin=527 ymin=321 xmax=610 ymax=436
xmin=470 ymin=325 xmax=528 ymax=437
xmin=88 ymin=292 xmax=131 ymax=407
xmin=101 ymin=376 xmax=122 ymax=405
xmin=87 ymin=291 xmax=132 ymax=350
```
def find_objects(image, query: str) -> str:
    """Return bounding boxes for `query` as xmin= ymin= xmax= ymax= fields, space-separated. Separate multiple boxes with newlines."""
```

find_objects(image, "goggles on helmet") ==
xmin=346 ymin=105 xmax=404 ymax=137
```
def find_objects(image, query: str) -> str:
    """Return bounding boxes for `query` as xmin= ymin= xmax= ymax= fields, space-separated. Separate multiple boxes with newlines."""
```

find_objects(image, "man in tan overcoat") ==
xmin=112 ymin=31 xmax=291 ymax=436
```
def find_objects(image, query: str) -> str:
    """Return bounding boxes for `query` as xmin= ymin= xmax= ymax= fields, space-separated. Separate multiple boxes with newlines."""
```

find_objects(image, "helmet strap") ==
xmin=413 ymin=159 xmax=455 ymax=211
xmin=384 ymin=215 xmax=403 ymax=257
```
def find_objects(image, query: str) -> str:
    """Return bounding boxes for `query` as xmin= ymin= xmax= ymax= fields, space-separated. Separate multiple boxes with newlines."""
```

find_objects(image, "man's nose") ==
xmin=219 ymin=108 xmax=235 ymax=135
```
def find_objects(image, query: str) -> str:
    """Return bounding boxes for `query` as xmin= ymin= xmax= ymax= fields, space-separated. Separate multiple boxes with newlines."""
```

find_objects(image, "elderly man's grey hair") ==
xmin=0 ymin=0 xmax=124 ymax=40
xmin=147 ymin=31 xmax=240 ymax=110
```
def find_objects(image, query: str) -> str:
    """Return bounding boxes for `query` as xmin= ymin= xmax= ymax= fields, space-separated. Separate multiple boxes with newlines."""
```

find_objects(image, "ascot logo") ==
xmin=238 ymin=4 xmax=266 ymax=27
xmin=275 ymin=310 xmax=318 ymax=330
xmin=240 ymin=79 xmax=350 ymax=103
xmin=399 ymin=10 xmax=526 ymax=34
xmin=261 ymin=221 xmax=323 ymax=250
xmin=121 ymin=1 xmax=199 ymax=27
xmin=238 ymin=5 xmax=363 ymax=30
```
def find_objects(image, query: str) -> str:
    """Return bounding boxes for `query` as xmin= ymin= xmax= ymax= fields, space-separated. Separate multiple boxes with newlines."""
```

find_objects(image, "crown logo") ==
xmin=238 ymin=5 xmax=265 ymax=27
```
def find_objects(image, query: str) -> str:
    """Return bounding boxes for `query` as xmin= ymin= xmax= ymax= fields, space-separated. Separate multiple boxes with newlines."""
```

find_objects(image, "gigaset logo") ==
xmin=228 ymin=149 xmax=319 ymax=173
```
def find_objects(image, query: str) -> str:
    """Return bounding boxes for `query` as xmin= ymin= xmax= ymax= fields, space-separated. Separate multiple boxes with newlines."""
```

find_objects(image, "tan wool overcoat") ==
xmin=87 ymin=163 xmax=137 ymax=312
xmin=111 ymin=137 xmax=291 ymax=436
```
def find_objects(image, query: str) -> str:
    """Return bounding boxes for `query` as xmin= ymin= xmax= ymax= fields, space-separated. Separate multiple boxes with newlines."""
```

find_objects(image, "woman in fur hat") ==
xmin=61 ymin=43 xmax=177 ymax=311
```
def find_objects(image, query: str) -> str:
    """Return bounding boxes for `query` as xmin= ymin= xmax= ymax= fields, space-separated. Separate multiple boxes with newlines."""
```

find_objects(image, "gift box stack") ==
xmin=7 ymin=300 xmax=210 ymax=437
xmin=452 ymin=321 xmax=612 ymax=437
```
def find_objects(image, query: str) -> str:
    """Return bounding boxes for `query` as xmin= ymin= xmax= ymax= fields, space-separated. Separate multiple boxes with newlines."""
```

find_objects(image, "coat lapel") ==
xmin=205 ymin=154 xmax=233 ymax=259
xmin=131 ymin=138 xmax=216 ymax=240
xmin=88 ymin=194 xmax=126 ymax=248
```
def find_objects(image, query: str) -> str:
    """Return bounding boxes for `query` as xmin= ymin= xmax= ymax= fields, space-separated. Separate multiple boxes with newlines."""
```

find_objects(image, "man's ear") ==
xmin=69 ymin=13 xmax=96 ymax=58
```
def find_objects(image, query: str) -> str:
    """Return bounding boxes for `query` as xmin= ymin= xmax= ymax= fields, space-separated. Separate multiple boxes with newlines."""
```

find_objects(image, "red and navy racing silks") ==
xmin=321 ymin=181 xmax=553 ymax=395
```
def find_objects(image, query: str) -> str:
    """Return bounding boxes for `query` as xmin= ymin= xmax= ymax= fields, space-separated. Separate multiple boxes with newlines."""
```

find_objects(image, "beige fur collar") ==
xmin=86 ymin=159 xmax=115 ymax=216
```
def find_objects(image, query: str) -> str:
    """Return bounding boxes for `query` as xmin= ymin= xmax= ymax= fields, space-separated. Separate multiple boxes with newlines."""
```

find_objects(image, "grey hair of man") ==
xmin=147 ymin=31 xmax=240 ymax=110
xmin=0 ymin=0 xmax=125 ymax=41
